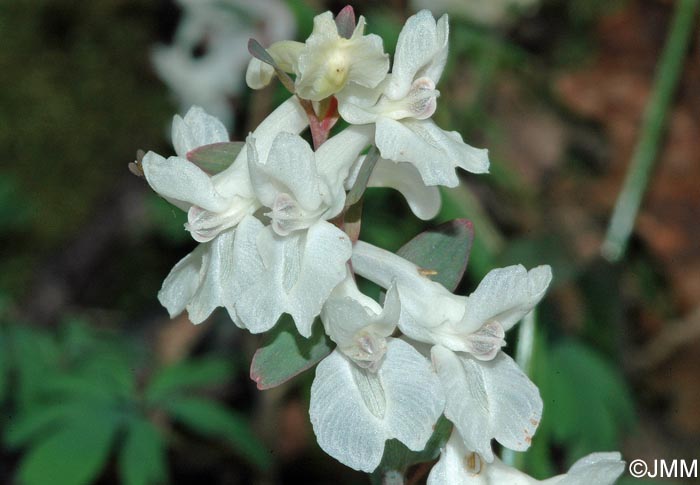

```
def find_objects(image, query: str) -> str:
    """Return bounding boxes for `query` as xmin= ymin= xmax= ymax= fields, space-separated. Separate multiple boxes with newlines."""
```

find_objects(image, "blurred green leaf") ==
xmin=0 ymin=327 xmax=7 ymax=403
xmin=164 ymin=396 xmax=271 ymax=470
xmin=371 ymin=415 xmax=452 ymax=483
xmin=147 ymin=194 xmax=188 ymax=242
xmin=146 ymin=357 xmax=233 ymax=404
xmin=17 ymin=409 xmax=120 ymax=485
xmin=397 ymin=219 xmax=474 ymax=292
xmin=119 ymin=418 xmax=168 ymax=485
xmin=529 ymin=339 xmax=636 ymax=474
xmin=5 ymin=401 xmax=94 ymax=448
xmin=10 ymin=325 xmax=62 ymax=407
xmin=250 ymin=315 xmax=333 ymax=390
xmin=186 ymin=142 xmax=244 ymax=175
xmin=0 ymin=175 xmax=33 ymax=230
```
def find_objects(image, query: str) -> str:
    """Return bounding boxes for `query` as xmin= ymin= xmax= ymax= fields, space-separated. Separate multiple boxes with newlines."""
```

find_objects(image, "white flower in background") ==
xmin=412 ymin=0 xmax=540 ymax=27
xmin=153 ymin=0 xmax=295 ymax=127
xmin=246 ymin=11 xmax=390 ymax=101
xmin=310 ymin=338 xmax=445 ymax=472
xmin=428 ymin=430 xmax=625 ymax=484
xmin=351 ymin=241 xmax=552 ymax=359
xmin=338 ymin=10 xmax=489 ymax=187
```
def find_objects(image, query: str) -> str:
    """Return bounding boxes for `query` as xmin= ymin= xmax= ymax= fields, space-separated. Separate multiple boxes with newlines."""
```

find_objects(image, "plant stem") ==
xmin=601 ymin=0 xmax=698 ymax=262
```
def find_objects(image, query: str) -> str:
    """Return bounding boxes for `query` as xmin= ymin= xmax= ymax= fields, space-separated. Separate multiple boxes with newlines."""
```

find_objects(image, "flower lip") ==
xmin=264 ymin=192 xmax=326 ymax=237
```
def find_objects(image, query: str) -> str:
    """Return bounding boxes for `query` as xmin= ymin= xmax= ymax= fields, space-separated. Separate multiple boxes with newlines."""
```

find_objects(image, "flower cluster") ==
xmin=140 ymin=7 xmax=625 ymax=482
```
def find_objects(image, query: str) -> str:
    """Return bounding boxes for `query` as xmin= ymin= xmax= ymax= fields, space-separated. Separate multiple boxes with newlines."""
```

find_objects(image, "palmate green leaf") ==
xmin=164 ymin=396 xmax=272 ymax=470
xmin=186 ymin=142 xmax=244 ymax=175
xmin=17 ymin=408 xmax=120 ymax=485
xmin=119 ymin=418 xmax=168 ymax=485
xmin=547 ymin=341 xmax=636 ymax=458
xmin=527 ymin=338 xmax=636 ymax=477
xmin=371 ymin=415 xmax=453 ymax=483
xmin=146 ymin=357 xmax=234 ymax=404
xmin=249 ymin=316 xmax=333 ymax=390
xmin=4 ymin=401 xmax=95 ymax=448
xmin=397 ymin=219 xmax=474 ymax=292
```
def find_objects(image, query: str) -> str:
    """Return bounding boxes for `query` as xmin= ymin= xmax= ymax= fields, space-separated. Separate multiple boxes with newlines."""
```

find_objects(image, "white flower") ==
xmin=428 ymin=430 xmax=625 ymax=485
xmin=153 ymin=0 xmax=296 ymax=127
xmin=144 ymin=98 xmax=356 ymax=329
xmin=351 ymin=241 xmax=549 ymax=461
xmin=310 ymin=338 xmax=445 ymax=472
xmin=225 ymin=126 xmax=373 ymax=336
xmin=321 ymin=273 xmax=399 ymax=370
xmin=338 ymin=10 xmax=489 ymax=187
xmin=351 ymin=241 xmax=552 ymax=359
xmin=246 ymin=11 xmax=390 ymax=101
xmin=431 ymin=347 xmax=542 ymax=461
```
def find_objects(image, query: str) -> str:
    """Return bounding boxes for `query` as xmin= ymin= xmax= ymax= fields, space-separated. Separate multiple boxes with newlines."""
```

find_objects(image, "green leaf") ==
xmin=345 ymin=145 xmax=380 ymax=207
xmin=533 ymin=340 xmax=636 ymax=468
xmin=119 ymin=418 xmax=168 ymax=485
xmin=146 ymin=357 xmax=233 ymax=404
xmin=17 ymin=409 xmax=120 ymax=485
xmin=164 ymin=396 xmax=271 ymax=470
xmin=371 ymin=415 xmax=453 ymax=482
xmin=5 ymin=401 xmax=92 ymax=448
xmin=186 ymin=142 xmax=244 ymax=175
xmin=250 ymin=315 xmax=333 ymax=390
xmin=397 ymin=219 xmax=474 ymax=292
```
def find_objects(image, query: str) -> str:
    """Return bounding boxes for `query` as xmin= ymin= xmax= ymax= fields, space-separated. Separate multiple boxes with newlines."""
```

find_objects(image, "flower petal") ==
xmin=368 ymin=158 xmax=442 ymax=220
xmin=158 ymin=228 xmax=238 ymax=324
xmin=142 ymin=152 xmax=229 ymax=212
xmin=321 ymin=275 xmax=398 ymax=368
xmin=432 ymin=346 xmax=542 ymax=462
xmin=172 ymin=106 xmax=229 ymax=158
xmin=213 ymin=96 xmax=308 ymax=199
xmin=310 ymin=338 xmax=445 ymax=472
xmin=247 ymin=132 xmax=322 ymax=211
xmin=461 ymin=265 xmax=552 ymax=333
xmin=232 ymin=218 xmax=352 ymax=337
xmin=387 ymin=10 xmax=445 ymax=100
xmin=375 ymin=118 xmax=489 ymax=187
xmin=549 ymin=452 xmax=625 ymax=485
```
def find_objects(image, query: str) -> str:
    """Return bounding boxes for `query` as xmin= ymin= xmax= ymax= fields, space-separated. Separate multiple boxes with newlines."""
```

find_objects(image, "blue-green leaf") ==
xmin=186 ymin=142 xmax=244 ymax=175
xmin=164 ymin=396 xmax=272 ymax=470
xmin=250 ymin=316 xmax=333 ymax=390
xmin=397 ymin=219 xmax=474 ymax=292
xmin=119 ymin=418 xmax=168 ymax=485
